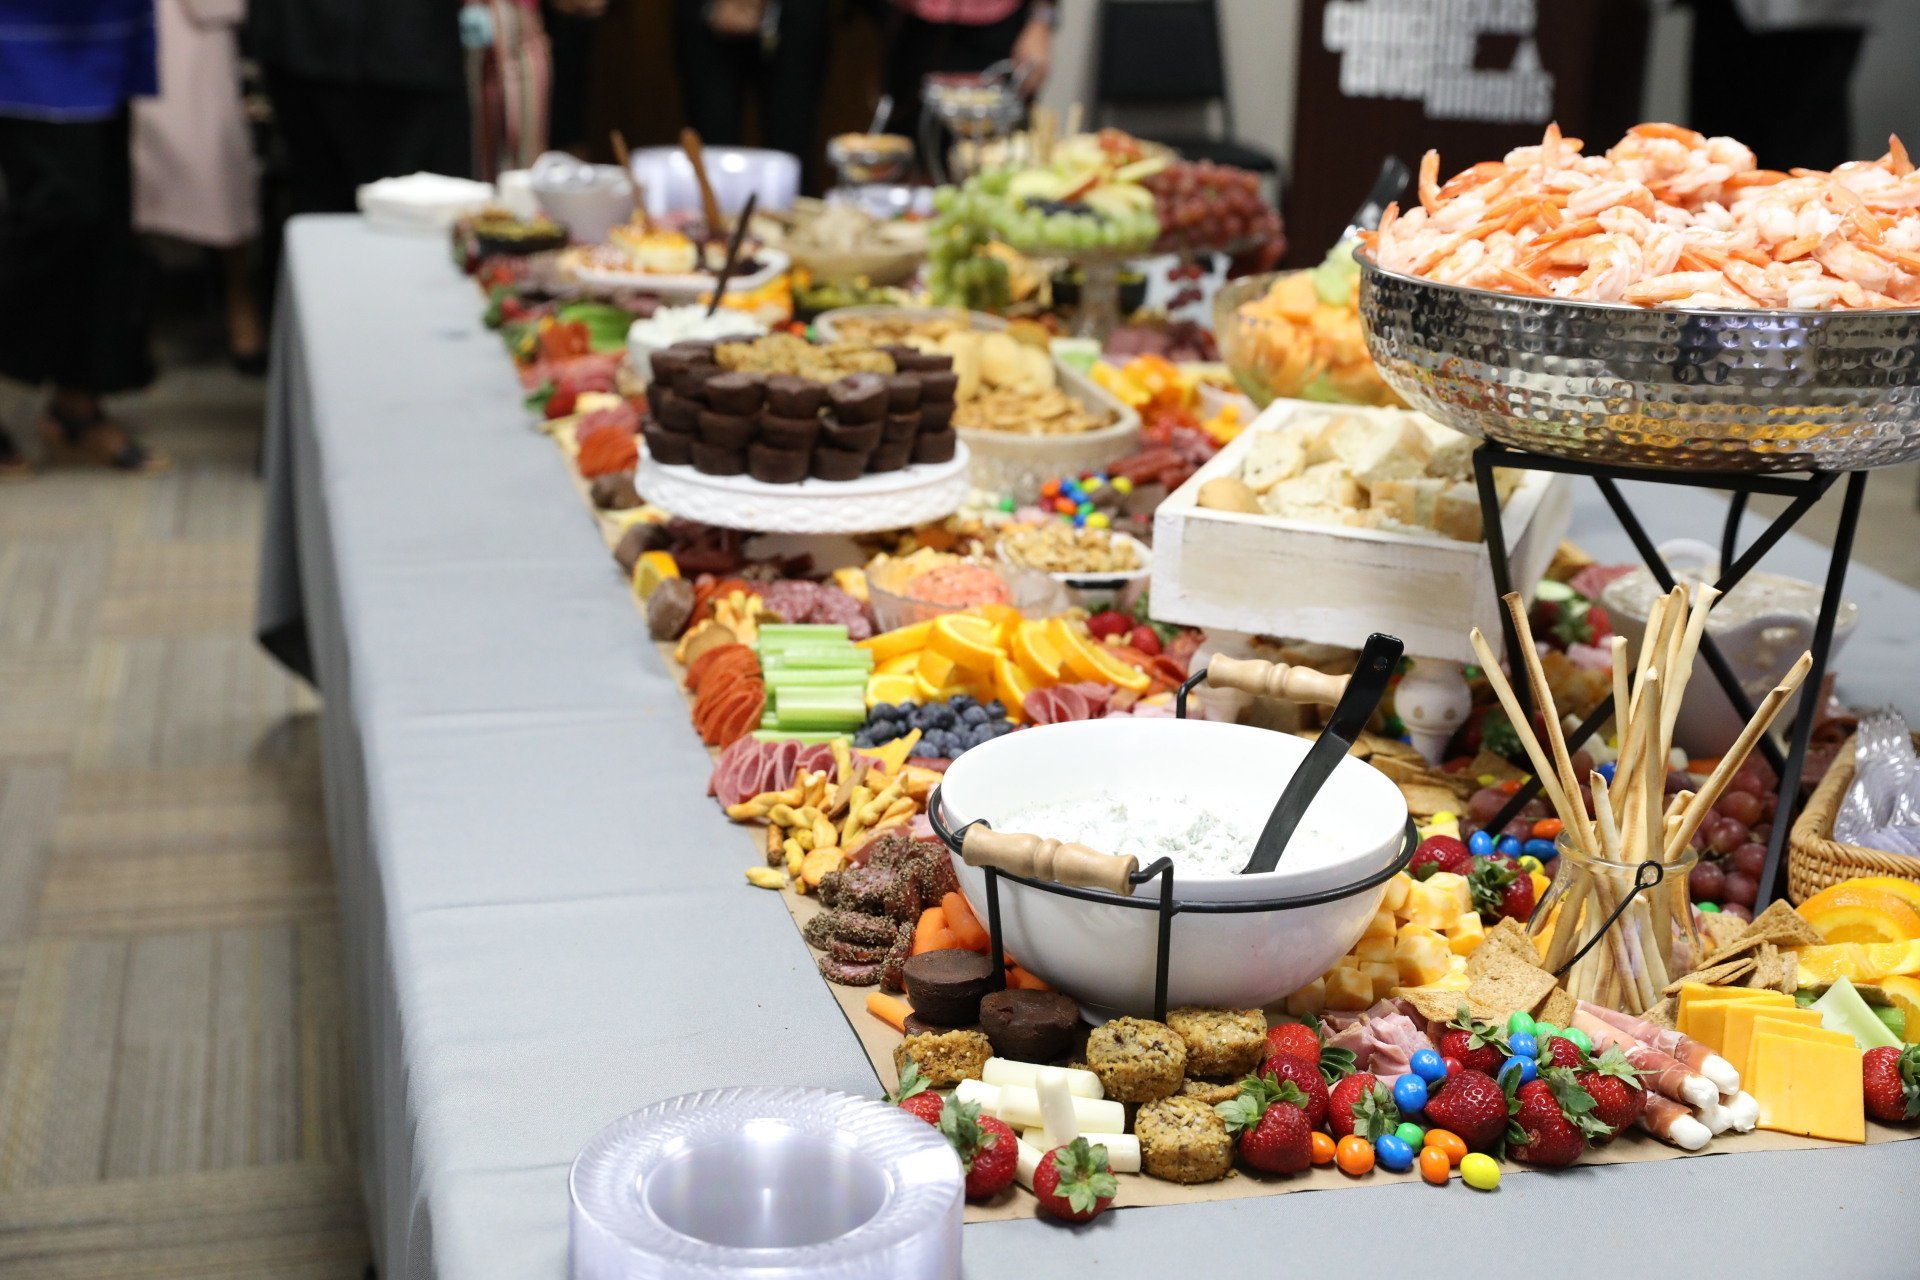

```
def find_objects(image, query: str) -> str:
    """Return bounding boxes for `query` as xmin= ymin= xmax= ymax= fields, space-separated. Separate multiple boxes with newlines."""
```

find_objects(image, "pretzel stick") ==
xmin=1503 ymin=594 xmax=1597 ymax=858
xmin=1470 ymin=628 xmax=1578 ymax=823
xmin=1668 ymin=652 xmax=1813 ymax=858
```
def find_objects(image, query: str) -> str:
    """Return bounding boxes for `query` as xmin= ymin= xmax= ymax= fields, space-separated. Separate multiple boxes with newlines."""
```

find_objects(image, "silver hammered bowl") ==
xmin=1357 ymin=253 xmax=1920 ymax=472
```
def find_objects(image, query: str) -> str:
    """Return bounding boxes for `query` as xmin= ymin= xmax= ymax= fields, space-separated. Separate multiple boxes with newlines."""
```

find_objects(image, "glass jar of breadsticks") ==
xmin=1469 ymin=584 xmax=1811 ymax=1016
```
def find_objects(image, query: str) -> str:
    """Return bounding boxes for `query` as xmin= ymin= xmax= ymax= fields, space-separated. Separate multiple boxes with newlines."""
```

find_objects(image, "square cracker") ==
xmin=1535 ymin=985 xmax=1576 ymax=1025
xmin=1467 ymin=918 xmax=1541 ymax=981
xmin=1663 ymin=956 xmax=1756 ymax=996
xmin=1465 ymin=948 xmax=1557 ymax=1023
xmin=1641 ymin=997 xmax=1677 ymax=1029
xmin=1741 ymin=900 xmax=1824 ymax=951
xmin=1403 ymin=987 xmax=1475 ymax=1026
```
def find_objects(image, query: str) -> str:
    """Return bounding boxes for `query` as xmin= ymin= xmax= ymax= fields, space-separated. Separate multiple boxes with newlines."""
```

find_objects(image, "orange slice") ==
xmin=866 ymin=674 xmax=919 ymax=708
xmin=1047 ymin=618 xmax=1151 ymax=693
xmin=1011 ymin=621 xmax=1063 ymax=684
xmin=1840 ymin=876 xmax=1920 ymax=917
xmin=1878 ymin=975 xmax=1920 ymax=1044
xmin=971 ymin=603 xmax=1022 ymax=644
xmin=860 ymin=620 xmax=933 ymax=663
xmin=993 ymin=655 xmax=1036 ymax=720
xmin=1856 ymin=940 xmax=1920 ymax=980
xmin=874 ymin=652 xmax=920 ymax=676
xmin=1798 ymin=884 xmax=1920 ymax=945
xmin=929 ymin=613 xmax=1002 ymax=673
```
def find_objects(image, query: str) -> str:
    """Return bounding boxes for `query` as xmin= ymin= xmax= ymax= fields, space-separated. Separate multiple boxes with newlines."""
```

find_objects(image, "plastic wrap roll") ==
xmin=569 ymin=1086 xmax=964 ymax=1279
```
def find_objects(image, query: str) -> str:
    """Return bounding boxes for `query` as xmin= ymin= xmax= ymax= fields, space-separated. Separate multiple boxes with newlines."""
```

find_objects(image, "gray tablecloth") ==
xmin=259 ymin=215 xmax=1918 ymax=1280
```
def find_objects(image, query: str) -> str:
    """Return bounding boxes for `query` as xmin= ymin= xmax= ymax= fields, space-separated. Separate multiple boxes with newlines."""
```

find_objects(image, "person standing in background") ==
xmin=883 ymin=0 xmax=1054 ymax=163
xmin=671 ymin=0 xmax=832 ymax=188
xmin=543 ymin=0 xmax=605 ymax=155
xmin=465 ymin=0 xmax=551 ymax=180
xmin=133 ymin=0 xmax=266 ymax=372
xmin=1684 ymin=0 xmax=1878 ymax=171
xmin=0 ymin=0 xmax=167 ymax=474
xmin=252 ymin=0 xmax=470 ymax=214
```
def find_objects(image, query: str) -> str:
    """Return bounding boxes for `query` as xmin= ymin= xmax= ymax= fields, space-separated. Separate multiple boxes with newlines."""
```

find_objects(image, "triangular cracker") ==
xmin=1741 ymin=900 xmax=1824 ymax=951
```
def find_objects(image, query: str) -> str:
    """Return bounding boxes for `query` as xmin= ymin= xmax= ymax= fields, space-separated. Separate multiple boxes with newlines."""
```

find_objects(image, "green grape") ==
xmin=931 ymin=186 xmax=955 ymax=213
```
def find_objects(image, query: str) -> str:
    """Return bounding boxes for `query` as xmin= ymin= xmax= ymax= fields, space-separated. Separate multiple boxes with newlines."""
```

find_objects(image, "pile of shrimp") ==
xmin=1364 ymin=123 xmax=1920 ymax=310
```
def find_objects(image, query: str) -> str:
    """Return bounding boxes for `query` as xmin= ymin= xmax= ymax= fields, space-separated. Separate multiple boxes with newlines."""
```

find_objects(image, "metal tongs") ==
xmin=1240 ymin=633 xmax=1404 ymax=875
xmin=1342 ymin=156 xmax=1411 ymax=241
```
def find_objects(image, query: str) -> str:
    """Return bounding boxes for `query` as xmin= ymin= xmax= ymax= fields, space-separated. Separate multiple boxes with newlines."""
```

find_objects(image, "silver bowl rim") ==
xmin=1353 ymin=245 xmax=1920 ymax=324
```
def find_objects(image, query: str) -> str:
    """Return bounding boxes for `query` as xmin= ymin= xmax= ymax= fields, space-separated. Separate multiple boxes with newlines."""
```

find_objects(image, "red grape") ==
xmin=1730 ymin=764 xmax=1771 ymax=795
xmin=1708 ymin=816 xmax=1749 ymax=855
xmin=1731 ymin=842 xmax=1767 ymax=878
xmin=1720 ymin=903 xmax=1753 ymax=922
xmin=1468 ymin=788 xmax=1508 ymax=822
xmin=1716 ymin=791 xmax=1763 ymax=826
xmin=1723 ymin=871 xmax=1759 ymax=907
xmin=1689 ymin=861 xmax=1727 ymax=901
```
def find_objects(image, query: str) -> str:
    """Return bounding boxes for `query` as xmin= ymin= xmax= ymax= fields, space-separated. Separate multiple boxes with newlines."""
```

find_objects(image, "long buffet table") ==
xmin=259 ymin=215 xmax=1920 ymax=1280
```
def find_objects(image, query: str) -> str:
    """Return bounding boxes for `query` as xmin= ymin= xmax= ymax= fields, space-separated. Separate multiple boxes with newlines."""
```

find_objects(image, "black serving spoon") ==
xmin=1343 ymin=155 xmax=1411 ymax=239
xmin=703 ymin=192 xmax=758 ymax=319
xmin=1239 ymin=632 xmax=1405 ymax=875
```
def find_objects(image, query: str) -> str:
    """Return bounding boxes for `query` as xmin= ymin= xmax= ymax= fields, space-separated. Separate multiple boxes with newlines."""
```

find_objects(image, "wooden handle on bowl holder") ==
xmin=679 ymin=127 xmax=726 ymax=243
xmin=959 ymin=827 xmax=1139 ymax=896
xmin=1205 ymin=655 xmax=1348 ymax=707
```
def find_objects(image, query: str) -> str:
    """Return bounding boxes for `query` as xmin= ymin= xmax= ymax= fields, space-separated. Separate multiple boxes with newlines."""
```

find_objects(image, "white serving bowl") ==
xmin=997 ymin=530 xmax=1150 ymax=610
xmin=937 ymin=717 xmax=1407 ymax=1015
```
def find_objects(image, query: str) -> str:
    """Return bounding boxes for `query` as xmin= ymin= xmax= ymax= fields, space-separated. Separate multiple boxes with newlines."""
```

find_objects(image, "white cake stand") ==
xmin=635 ymin=444 xmax=971 ymax=534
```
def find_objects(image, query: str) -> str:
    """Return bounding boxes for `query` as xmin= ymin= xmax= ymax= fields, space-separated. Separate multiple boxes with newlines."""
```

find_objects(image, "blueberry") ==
xmin=870 ymin=702 xmax=894 ymax=720
xmin=927 ymin=706 xmax=955 ymax=728
xmin=951 ymin=694 xmax=976 ymax=710
xmin=962 ymin=705 xmax=989 ymax=726
xmin=982 ymin=700 xmax=1006 ymax=719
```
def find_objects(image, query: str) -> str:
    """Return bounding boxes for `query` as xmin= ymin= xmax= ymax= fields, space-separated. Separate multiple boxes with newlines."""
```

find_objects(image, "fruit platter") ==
xmin=436 ymin=123 xmax=1920 ymax=1258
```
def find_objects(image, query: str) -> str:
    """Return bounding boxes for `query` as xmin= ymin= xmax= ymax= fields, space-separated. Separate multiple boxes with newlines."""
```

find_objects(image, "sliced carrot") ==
xmin=1005 ymin=963 xmax=1051 ymax=991
xmin=911 ymin=906 xmax=951 ymax=956
xmin=865 ymin=991 xmax=910 ymax=1032
xmin=940 ymin=891 xmax=989 ymax=952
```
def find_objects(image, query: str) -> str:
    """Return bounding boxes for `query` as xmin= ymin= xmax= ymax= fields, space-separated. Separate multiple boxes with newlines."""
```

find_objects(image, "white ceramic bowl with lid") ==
xmin=936 ymin=716 xmax=1408 ymax=1015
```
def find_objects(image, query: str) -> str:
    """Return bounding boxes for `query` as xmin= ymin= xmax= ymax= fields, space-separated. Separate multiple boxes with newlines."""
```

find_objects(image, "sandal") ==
xmin=38 ymin=405 xmax=169 ymax=473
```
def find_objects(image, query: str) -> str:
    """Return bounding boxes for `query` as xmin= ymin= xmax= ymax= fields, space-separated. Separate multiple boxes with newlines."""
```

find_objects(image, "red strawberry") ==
xmin=1258 ymin=1053 xmax=1330 ymax=1129
xmin=1126 ymin=624 xmax=1163 ymax=656
xmin=1862 ymin=1045 xmax=1920 ymax=1123
xmin=1032 ymin=1137 xmax=1119 ymax=1221
xmin=1540 ymin=1035 xmax=1587 ymax=1070
xmin=1422 ymin=1068 xmax=1511 ymax=1152
xmin=1327 ymin=1072 xmax=1398 ymax=1140
xmin=1437 ymin=1008 xmax=1508 ymax=1077
xmin=543 ymin=385 xmax=578 ymax=418
xmin=1216 ymin=1076 xmax=1314 ymax=1174
xmin=1265 ymin=1021 xmax=1322 ymax=1067
xmin=1577 ymin=1075 xmax=1645 ymax=1144
xmin=938 ymin=1099 xmax=1018 ymax=1199
xmin=1510 ymin=1069 xmax=1609 ymax=1167
xmin=888 ymin=1062 xmax=944 ymax=1125
xmin=1409 ymin=835 xmax=1473 ymax=881
xmin=1086 ymin=610 xmax=1132 ymax=639
xmin=1469 ymin=855 xmax=1534 ymax=923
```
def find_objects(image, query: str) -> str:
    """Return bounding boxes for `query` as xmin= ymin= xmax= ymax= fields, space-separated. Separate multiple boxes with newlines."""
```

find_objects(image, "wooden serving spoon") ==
xmin=608 ymin=129 xmax=650 ymax=233
xmin=679 ymin=126 xmax=727 ymax=244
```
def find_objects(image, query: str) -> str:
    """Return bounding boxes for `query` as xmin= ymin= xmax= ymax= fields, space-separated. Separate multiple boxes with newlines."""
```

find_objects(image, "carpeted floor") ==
xmin=0 ymin=337 xmax=370 ymax=1276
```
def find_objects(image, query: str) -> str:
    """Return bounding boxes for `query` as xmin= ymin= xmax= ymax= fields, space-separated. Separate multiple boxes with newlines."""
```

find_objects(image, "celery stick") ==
xmin=768 ymin=688 xmax=868 ymax=730
xmin=761 ymin=647 xmax=873 ymax=671
xmin=758 ymin=624 xmax=850 ymax=649
xmin=751 ymin=730 xmax=851 ymax=744
xmin=764 ymin=668 xmax=870 ymax=689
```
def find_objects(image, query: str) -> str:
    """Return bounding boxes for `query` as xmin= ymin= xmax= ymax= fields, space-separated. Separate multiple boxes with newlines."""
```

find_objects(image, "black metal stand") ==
xmin=1473 ymin=442 xmax=1867 ymax=910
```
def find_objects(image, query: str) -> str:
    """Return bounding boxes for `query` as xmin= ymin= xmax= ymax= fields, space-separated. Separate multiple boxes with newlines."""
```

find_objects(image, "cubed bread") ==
xmin=1135 ymin=1096 xmax=1233 ymax=1183
xmin=1240 ymin=431 xmax=1308 ymax=493
xmin=1085 ymin=1016 xmax=1187 ymax=1102
xmin=1325 ymin=412 xmax=1430 ymax=490
xmin=1167 ymin=1007 xmax=1268 ymax=1079
xmin=1432 ymin=482 xmax=1485 ymax=541
xmin=1371 ymin=477 xmax=1444 ymax=528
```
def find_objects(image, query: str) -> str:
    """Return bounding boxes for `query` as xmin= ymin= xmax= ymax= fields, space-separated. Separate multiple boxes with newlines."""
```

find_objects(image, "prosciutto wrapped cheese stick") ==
xmin=1571 ymin=1010 xmax=1717 ymax=1108
xmin=1637 ymin=1094 xmax=1712 ymax=1151
xmin=1577 ymin=1000 xmax=1740 ymax=1093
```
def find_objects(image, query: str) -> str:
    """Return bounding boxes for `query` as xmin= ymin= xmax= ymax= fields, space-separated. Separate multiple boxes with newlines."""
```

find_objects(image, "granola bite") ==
xmin=1085 ymin=1016 xmax=1187 ymax=1102
xmin=1177 ymin=1078 xmax=1243 ymax=1106
xmin=1135 ymin=1096 xmax=1232 ymax=1184
xmin=893 ymin=1029 xmax=993 ymax=1087
xmin=1167 ymin=1007 xmax=1268 ymax=1079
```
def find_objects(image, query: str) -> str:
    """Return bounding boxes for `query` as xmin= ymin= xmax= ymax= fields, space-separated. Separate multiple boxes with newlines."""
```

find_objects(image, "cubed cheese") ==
xmin=1362 ymin=908 xmax=1397 ymax=940
xmin=1324 ymin=966 xmax=1374 ymax=1011
xmin=1447 ymin=911 xmax=1486 ymax=956
xmin=1355 ymin=934 xmax=1395 ymax=965
xmin=1363 ymin=960 xmax=1400 ymax=994
xmin=1380 ymin=872 xmax=1413 ymax=914
xmin=1284 ymin=977 xmax=1326 ymax=1018
xmin=1395 ymin=929 xmax=1453 ymax=986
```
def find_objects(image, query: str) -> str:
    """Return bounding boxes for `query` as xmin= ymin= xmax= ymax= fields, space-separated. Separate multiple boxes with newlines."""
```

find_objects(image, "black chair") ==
xmin=1091 ymin=0 xmax=1281 ymax=179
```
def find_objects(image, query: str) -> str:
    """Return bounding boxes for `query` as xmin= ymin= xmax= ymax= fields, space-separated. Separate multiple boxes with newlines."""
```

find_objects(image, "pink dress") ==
xmin=132 ymin=0 xmax=258 ymax=246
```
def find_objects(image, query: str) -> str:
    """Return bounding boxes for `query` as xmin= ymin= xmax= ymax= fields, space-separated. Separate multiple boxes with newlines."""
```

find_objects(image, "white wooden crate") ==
xmin=1151 ymin=401 xmax=1572 ymax=663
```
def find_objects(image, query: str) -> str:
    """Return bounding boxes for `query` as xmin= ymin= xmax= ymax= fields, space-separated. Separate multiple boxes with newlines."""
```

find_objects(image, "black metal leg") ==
xmin=984 ymin=868 xmax=1007 ymax=992
xmin=1152 ymin=874 xmax=1175 ymax=1024
xmin=1721 ymin=489 xmax=1748 ymax=571
xmin=1756 ymin=469 xmax=1867 ymax=909
xmin=1474 ymin=446 xmax=1530 ymax=729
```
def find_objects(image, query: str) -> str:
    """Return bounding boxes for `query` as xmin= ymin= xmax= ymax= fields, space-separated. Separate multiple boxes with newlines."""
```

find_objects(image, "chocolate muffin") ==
xmin=979 ymin=989 xmax=1081 ymax=1063
xmin=884 ymin=374 xmax=923 ymax=412
xmin=919 ymin=400 xmax=955 ymax=432
xmin=827 ymin=372 xmax=888 ymax=424
xmin=643 ymin=426 xmax=695 ymax=466
xmin=810 ymin=445 xmax=870 ymax=482
xmin=697 ymin=409 xmax=758 ymax=449
xmin=882 ymin=411 xmax=920 ymax=442
xmin=704 ymin=372 xmax=765 ymax=415
xmin=912 ymin=429 xmax=958 ymax=464
xmin=904 ymin=1014 xmax=981 ymax=1039
xmin=903 ymin=949 xmax=997 ymax=1027
xmin=759 ymin=414 xmax=821 ymax=450
xmin=746 ymin=442 xmax=808 ymax=485
xmin=655 ymin=396 xmax=699 ymax=433
xmin=765 ymin=374 xmax=827 ymax=417
xmin=820 ymin=417 xmax=882 ymax=452
xmin=918 ymin=369 xmax=958 ymax=404
xmin=866 ymin=440 xmax=914 ymax=473
xmin=690 ymin=441 xmax=747 ymax=476
xmin=672 ymin=361 xmax=721 ymax=400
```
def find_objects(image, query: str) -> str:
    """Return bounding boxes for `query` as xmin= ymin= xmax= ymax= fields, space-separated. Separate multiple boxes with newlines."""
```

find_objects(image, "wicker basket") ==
xmin=1787 ymin=734 xmax=1920 ymax=904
